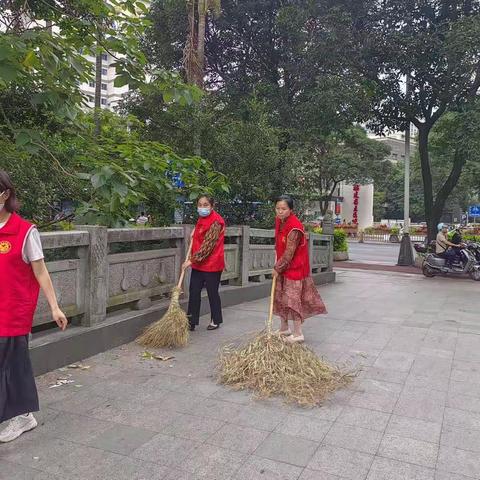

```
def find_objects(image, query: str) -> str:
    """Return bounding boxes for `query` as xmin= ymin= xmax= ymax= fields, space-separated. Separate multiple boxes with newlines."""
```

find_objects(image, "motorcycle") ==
xmin=422 ymin=246 xmax=480 ymax=281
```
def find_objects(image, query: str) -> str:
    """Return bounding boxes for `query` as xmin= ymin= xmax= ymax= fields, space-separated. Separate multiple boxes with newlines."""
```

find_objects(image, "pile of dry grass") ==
xmin=218 ymin=331 xmax=351 ymax=407
xmin=217 ymin=277 xmax=352 ymax=407
xmin=137 ymin=287 xmax=189 ymax=349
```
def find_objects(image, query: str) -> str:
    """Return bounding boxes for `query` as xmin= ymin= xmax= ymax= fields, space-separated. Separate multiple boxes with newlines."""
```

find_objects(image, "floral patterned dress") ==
xmin=273 ymin=230 xmax=327 ymax=322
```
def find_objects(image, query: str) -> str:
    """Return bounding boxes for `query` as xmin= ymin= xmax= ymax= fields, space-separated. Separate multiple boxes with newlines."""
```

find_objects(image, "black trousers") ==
xmin=0 ymin=335 xmax=39 ymax=423
xmin=187 ymin=269 xmax=223 ymax=326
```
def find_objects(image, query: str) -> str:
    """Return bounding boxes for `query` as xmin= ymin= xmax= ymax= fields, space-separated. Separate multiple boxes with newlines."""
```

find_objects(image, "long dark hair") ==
xmin=0 ymin=171 xmax=19 ymax=213
xmin=275 ymin=195 xmax=294 ymax=210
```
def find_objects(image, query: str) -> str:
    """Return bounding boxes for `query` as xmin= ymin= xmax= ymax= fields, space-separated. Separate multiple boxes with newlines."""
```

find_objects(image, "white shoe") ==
xmin=275 ymin=329 xmax=292 ymax=336
xmin=283 ymin=334 xmax=305 ymax=344
xmin=0 ymin=414 xmax=38 ymax=443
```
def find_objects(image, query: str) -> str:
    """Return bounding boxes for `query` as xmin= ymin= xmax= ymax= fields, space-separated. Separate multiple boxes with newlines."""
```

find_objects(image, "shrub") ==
xmin=333 ymin=229 xmax=348 ymax=252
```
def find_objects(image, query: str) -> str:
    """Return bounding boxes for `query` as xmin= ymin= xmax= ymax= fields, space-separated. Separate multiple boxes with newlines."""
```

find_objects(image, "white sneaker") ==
xmin=0 ymin=414 xmax=38 ymax=443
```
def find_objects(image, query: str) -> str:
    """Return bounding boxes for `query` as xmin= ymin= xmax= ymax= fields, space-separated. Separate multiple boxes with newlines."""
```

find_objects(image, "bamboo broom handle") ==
xmin=177 ymin=240 xmax=194 ymax=290
xmin=266 ymin=276 xmax=277 ymax=335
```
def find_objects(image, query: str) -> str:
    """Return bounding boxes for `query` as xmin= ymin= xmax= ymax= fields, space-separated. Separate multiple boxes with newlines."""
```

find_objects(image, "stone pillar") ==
xmin=322 ymin=210 xmax=334 ymax=235
xmin=232 ymin=226 xmax=250 ymax=286
xmin=79 ymin=225 xmax=108 ymax=326
xmin=308 ymin=232 xmax=315 ymax=274
xmin=322 ymin=210 xmax=334 ymax=272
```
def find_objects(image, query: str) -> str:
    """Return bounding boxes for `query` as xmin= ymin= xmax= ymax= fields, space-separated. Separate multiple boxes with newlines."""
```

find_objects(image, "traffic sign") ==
xmin=468 ymin=205 xmax=480 ymax=217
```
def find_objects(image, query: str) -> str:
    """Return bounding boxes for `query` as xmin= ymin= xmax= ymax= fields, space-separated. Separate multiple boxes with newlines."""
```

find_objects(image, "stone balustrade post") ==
xmin=78 ymin=225 xmax=108 ymax=326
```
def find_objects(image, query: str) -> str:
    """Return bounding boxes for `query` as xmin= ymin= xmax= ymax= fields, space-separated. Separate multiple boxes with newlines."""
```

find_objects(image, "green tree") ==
xmin=0 ymin=0 xmax=149 ymax=151
xmin=294 ymin=127 xmax=391 ymax=215
xmin=337 ymin=0 xmax=480 ymax=238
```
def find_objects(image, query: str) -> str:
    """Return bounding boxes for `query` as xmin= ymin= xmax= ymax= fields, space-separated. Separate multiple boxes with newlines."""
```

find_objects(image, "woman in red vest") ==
xmin=183 ymin=195 xmax=225 ymax=331
xmin=273 ymin=195 xmax=327 ymax=343
xmin=0 ymin=171 xmax=67 ymax=443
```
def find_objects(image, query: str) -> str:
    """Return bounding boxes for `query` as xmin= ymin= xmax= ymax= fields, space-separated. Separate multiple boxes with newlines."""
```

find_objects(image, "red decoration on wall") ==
xmin=352 ymin=184 xmax=360 ymax=225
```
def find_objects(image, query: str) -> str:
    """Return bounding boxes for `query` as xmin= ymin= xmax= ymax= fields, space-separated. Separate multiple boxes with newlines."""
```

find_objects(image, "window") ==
xmin=102 ymin=53 xmax=108 ymax=61
xmin=101 ymin=83 xmax=107 ymax=91
xmin=88 ymin=96 xmax=94 ymax=103
xmin=101 ymin=68 xmax=108 ymax=76
xmin=89 ymin=81 xmax=95 ymax=88
xmin=101 ymin=98 xmax=107 ymax=105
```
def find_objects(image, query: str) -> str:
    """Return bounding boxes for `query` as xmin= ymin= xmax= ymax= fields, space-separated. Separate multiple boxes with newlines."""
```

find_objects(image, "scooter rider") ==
xmin=436 ymin=223 xmax=463 ymax=268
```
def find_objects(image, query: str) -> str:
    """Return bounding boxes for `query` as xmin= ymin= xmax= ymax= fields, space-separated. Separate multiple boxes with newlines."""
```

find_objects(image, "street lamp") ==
xmin=397 ymin=75 xmax=415 ymax=266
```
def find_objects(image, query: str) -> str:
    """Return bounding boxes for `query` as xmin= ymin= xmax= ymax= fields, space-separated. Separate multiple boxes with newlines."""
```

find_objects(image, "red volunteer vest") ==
xmin=0 ymin=213 xmax=40 ymax=336
xmin=191 ymin=210 xmax=225 ymax=272
xmin=275 ymin=213 xmax=310 ymax=280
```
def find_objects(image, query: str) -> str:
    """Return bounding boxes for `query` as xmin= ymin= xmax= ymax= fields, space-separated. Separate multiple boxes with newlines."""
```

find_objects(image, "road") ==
xmin=347 ymin=241 xmax=401 ymax=265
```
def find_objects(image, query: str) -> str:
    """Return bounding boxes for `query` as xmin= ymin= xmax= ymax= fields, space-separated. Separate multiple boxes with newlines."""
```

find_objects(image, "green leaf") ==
xmin=0 ymin=64 xmax=18 ymax=82
xmin=23 ymin=50 xmax=37 ymax=68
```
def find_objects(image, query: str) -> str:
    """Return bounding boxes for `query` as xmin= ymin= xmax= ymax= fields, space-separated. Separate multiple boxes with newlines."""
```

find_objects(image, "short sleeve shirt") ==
xmin=0 ymin=219 xmax=44 ymax=263
xmin=436 ymin=232 xmax=448 ymax=254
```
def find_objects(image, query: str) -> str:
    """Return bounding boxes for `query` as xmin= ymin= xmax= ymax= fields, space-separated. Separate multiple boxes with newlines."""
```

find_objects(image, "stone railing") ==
xmin=35 ymin=225 xmax=333 ymax=329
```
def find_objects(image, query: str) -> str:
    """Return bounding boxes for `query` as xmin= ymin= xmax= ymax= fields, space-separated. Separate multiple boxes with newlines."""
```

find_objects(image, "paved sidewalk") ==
xmin=2 ymin=270 xmax=480 ymax=480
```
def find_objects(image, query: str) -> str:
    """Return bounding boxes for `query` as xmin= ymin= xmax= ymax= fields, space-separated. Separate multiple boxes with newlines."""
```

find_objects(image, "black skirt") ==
xmin=0 ymin=335 xmax=39 ymax=423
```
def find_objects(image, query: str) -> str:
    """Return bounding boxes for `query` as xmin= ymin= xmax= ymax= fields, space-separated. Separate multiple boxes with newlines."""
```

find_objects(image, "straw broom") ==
xmin=136 ymin=243 xmax=192 ymax=349
xmin=218 ymin=277 xmax=352 ymax=407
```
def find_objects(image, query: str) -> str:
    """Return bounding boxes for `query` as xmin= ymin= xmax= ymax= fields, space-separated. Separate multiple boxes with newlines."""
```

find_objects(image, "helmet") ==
xmin=437 ymin=223 xmax=446 ymax=231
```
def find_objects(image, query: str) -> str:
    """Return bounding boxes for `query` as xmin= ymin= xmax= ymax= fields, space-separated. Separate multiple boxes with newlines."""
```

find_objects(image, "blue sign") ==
xmin=171 ymin=173 xmax=185 ymax=188
xmin=469 ymin=205 xmax=480 ymax=217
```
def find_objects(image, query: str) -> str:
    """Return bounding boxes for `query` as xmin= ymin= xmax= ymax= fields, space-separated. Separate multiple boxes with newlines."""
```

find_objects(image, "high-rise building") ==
xmin=79 ymin=52 xmax=129 ymax=110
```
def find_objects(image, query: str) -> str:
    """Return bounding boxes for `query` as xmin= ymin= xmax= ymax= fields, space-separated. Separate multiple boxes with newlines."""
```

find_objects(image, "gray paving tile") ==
xmin=232 ymin=456 xmax=303 ymax=480
xmin=195 ymin=399 xmax=243 ymax=423
xmin=373 ymin=351 xmax=415 ymax=372
xmin=36 ymin=412 xmax=113 ymax=444
xmin=307 ymin=444 xmax=373 ymax=480
xmin=255 ymin=433 xmax=319 ymax=467
xmin=181 ymin=445 xmax=247 ymax=479
xmin=324 ymin=423 xmax=382 ymax=454
xmin=437 ymin=445 xmax=480 ymax=478
xmin=207 ymin=423 xmax=269 ymax=454
xmin=447 ymin=392 xmax=480 ymax=413
xmin=0 ymin=460 xmax=42 ymax=479
xmin=299 ymin=470 xmax=346 ymax=480
xmin=85 ymin=424 xmax=157 ymax=455
xmin=231 ymin=405 xmax=287 ymax=432
xmin=377 ymin=434 xmax=438 ymax=468
xmin=162 ymin=413 xmax=224 ymax=441
xmin=444 ymin=407 xmax=480 ymax=430
xmin=435 ymin=471 xmax=474 ymax=480
xmin=386 ymin=415 xmax=441 ymax=444
xmin=394 ymin=386 xmax=446 ymax=423
xmin=349 ymin=390 xmax=399 ymax=413
xmin=292 ymin=402 xmax=345 ymax=422
xmin=441 ymin=424 xmax=480 ymax=453
xmin=96 ymin=457 xmax=169 ymax=480
xmin=449 ymin=379 xmax=480 ymax=398
xmin=366 ymin=456 xmax=434 ymax=480
xmin=131 ymin=433 xmax=200 ymax=467
xmin=274 ymin=414 xmax=332 ymax=442
xmin=357 ymin=367 xmax=408 ymax=385
xmin=336 ymin=406 xmax=390 ymax=432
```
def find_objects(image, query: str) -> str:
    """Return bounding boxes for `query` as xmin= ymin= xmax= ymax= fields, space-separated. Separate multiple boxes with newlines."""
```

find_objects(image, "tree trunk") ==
xmin=94 ymin=41 xmax=103 ymax=138
xmin=417 ymin=126 xmax=435 ymax=241
xmin=196 ymin=0 xmax=207 ymax=88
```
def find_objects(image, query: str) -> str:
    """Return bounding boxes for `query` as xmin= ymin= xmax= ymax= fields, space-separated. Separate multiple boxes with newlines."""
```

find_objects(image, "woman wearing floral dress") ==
xmin=273 ymin=195 xmax=327 ymax=343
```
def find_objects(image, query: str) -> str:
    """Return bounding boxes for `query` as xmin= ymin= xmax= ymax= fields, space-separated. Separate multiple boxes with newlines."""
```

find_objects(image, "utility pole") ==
xmin=397 ymin=74 xmax=415 ymax=266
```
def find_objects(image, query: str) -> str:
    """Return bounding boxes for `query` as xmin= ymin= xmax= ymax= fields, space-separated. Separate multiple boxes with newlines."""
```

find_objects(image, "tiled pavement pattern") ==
xmin=2 ymin=269 xmax=480 ymax=480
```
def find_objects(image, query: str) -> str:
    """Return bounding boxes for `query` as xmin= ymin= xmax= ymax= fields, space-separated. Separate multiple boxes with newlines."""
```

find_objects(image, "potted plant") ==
xmin=333 ymin=229 xmax=349 ymax=260
xmin=389 ymin=226 xmax=400 ymax=243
